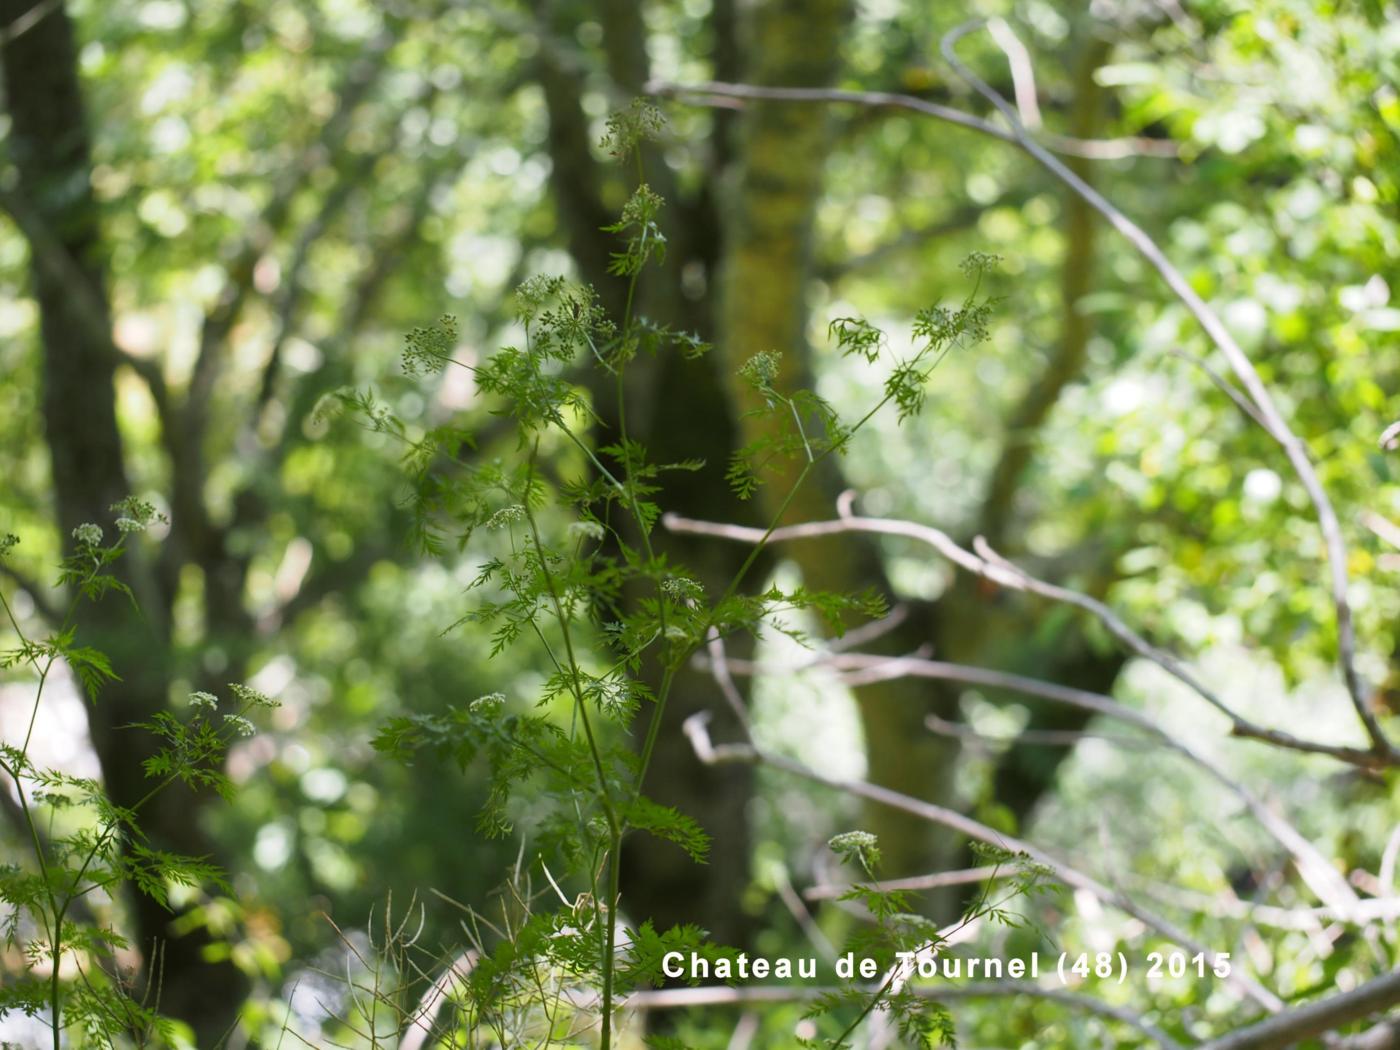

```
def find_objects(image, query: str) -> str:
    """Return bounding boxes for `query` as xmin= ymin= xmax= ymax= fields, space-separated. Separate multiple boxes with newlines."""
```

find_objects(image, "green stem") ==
xmin=831 ymin=867 xmax=1009 ymax=1047
xmin=0 ymin=754 xmax=62 ymax=1049
xmin=0 ymin=590 xmax=73 ymax=1050
xmin=634 ymin=332 xmax=959 ymax=793
xmin=577 ymin=148 xmax=660 ymax=1047
xmin=522 ymin=451 xmax=618 ymax=827
xmin=520 ymin=442 xmax=624 ymax=1049
xmin=601 ymin=821 xmax=623 ymax=1048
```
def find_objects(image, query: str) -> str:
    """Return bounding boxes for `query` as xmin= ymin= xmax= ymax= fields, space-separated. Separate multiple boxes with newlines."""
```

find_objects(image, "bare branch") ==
xmin=1362 ymin=512 xmax=1400 ymax=553
xmin=980 ymin=18 xmax=1183 ymax=162
xmin=825 ymin=602 xmax=912 ymax=652
xmin=0 ymin=560 xmax=61 ymax=623
xmin=621 ymin=979 xmax=1187 ymax=1048
xmin=705 ymin=627 xmax=752 ymax=734
xmin=1124 ymin=874 xmax=1400 ymax=931
xmin=1379 ymin=420 xmax=1400 ymax=452
xmin=1040 ymin=130 xmax=1181 ymax=160
xmin=1196 ymin=967 xmax=1400 ymax=1050
xmin=682 ymin=711 xmax=1283 ymax=1012
xmin=398 ymin=951 xmax=477 ymax=1050
xmin=1337 ymin=1020 xmax=1400 ymax=1050
xmin=979 ymin=33 xmax=1110 ymax=547
xmin=923 ymin=711 xmax=1150 ymax=750
xmin=1169 ymin=347 xmax=1272 ymax=431
xmin=771 ymin=864 xmax=838 ymax=962
xmin=1379 ymin=824 xmax=1400 ymax=896
xmin=0 ymin=0 xmax=57 ymax=45
xmin=985 ymin=18 xmax=1042 ymax=130
xmin=665 ymin=508 xmax=1390 ymax=770
xmin=646 ymin=79 xmax=1177 ymax=161
xmin=699 ymin=643 xmax=1360 ymax=916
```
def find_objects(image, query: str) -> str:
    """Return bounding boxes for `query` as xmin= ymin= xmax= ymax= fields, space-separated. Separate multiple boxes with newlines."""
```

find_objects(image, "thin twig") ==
xmin=1362 ymin=512 xmax=1400 ymax=553
xmin=804 ymin=865 xmax=1001 ymax=902
xmin=0 ymin=0 xmax=59 ymax=45
xmin=665 ymin=509 xmax=1389 ymax=770
xmin=1123 ymin=873 xmax=1400 ymax=931
xmin=923 ymin=711 xmax=1152 ymax=750
xmin=1379 ymin=420 xmax=1400 ymax=452
xmin=725 ymin=645 xmax=1360 ymax=916
xmin=1195 ymin=967 xmax=1400 ymax=1050
xmin=0 ymin=561 xmax=62 ymax=623
xmin=1379 ymin=825 xmax=1400 ymax=896
xmin=705 ymin=627 xmax=752 ymax=733
xmin=985 ymin=18 xmax=1042 ymax=130
xmin=682 ymin=712 xmax=1283 ymax=1012
xmin=1168 ymin=347 xmax=1272 ymax=430
xmin=645 ymin=80 xmax=1177 ymax=160
xmin=621 ymin=970 xmax=1188 ymax=1048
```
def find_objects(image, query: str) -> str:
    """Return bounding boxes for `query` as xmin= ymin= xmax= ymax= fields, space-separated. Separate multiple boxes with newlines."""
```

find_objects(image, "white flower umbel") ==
xmin=189 ymin=691 xmax=218 ymax=712
xmin=222 ymin=713 xmax=256 ymax=737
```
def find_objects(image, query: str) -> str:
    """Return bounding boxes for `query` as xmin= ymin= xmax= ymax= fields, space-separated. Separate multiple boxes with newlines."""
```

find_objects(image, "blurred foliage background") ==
xmin=1 ymin=0 xmax=1398 ymax=1046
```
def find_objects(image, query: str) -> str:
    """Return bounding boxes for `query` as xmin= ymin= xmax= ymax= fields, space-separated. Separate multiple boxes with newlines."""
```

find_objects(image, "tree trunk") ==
xmin=716 ymin=0 xmax=965 ymax=888
xmin=532 ymin=0 xmax=765 ymax=949
xmin=1 ymin=2 xmax=243 ymax=1041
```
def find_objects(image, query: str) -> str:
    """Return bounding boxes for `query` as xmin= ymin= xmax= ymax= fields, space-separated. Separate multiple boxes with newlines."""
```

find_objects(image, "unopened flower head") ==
xmin=72 ymin=523 xmax=103 ymax=546
xmin=229 ymin=683 xmax=278 ymax=709
xmin=109 ymin=496 xmax=164 ymax=529
xmin=828 ymin=830 xmax=881 ymax=871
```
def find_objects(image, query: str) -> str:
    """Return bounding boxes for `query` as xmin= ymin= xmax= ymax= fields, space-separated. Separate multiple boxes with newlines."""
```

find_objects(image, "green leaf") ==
xmin=625 ymin=796 xmax=711 ymax=863
xmin=64 ymin=644 xmax=120 ymax=701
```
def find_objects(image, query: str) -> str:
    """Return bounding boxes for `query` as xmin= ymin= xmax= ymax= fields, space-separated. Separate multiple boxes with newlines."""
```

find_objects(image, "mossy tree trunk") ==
xmin=716 ymin=0 xmax=967 ymax=886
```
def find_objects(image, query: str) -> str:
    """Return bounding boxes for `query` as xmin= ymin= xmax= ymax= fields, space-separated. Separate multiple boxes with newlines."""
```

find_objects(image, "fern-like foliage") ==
xmin=336 ymin=99 xmax=1010 ymax=1049
xmin=0 ymin=503 xmax=276 ymax=1048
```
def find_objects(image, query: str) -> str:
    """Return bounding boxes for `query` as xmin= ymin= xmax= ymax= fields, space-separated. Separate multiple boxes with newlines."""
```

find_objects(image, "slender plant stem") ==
xmin=519 ymin=440 xmax=626 ymax=1048
xmin=581 ymin=144 xmax=671 ymax=1050
xmin=1 ymin=555 xmax=109 ymax=1049
xmin=636 ymin=316 xmax=964 ymax=791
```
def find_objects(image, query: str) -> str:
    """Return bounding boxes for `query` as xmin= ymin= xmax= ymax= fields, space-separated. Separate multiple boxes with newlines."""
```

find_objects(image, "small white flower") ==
xmin=485 ymin=505 xmax=525 ymax=530
xmin=72 ymin=523 xmax=103 ymax=546
xmin=223 ymin=713 xmax=256 ymax=737
xmin=114 ymin=516 xmax=143 ymax=534
xmin=470 ymin=692 xmax=506 ymax=713
xmin=567 ymin=520 xmax=605 ymax=540
xmin=189 ymin=691 xmax=218 ymax=712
